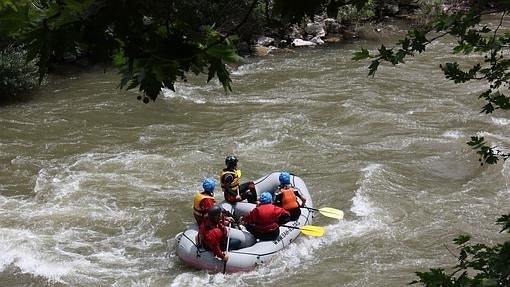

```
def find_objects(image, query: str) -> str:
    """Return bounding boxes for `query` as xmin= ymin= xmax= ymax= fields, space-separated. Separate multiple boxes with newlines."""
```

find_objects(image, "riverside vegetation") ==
xmin=0 ymin=0 xmax=508 ymax=286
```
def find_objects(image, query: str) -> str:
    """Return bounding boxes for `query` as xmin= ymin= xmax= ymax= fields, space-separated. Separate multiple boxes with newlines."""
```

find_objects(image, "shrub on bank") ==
xmin=0 ymin=45 xmax=39 ymax=101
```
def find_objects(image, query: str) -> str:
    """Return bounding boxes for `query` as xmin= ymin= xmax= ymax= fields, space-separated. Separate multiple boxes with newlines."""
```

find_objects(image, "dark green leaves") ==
xmin=0 ymin=0 xmax=247 ymax=101
xmin=351 ymin=48 xmax=370 ymax=60
xmin=353 ymin=28 xmax=429 ymax=76
xmin=411 ymin=215 xmax=510 ymax=287
xmin=411 ymin=268 xmax=455 ymax=286
xmin=3 ymin=0 xmax=375 ymax=102
xmin=0 ymin=2 xmax=30 ymax=38
xmin=272 ymin=0 xmax=329 ymax=24
xmin=440 ymin=62 xmax=481 ymax=83
xmin=477 ymin=90 xmax=510 ymax=114
xmin=368 ymin=59 xmax=379 ymax=77
xmin=467 ymin=136 xmax=499 ymax=165
xmin=467 ymin=136 xmax=509 ymax=166
xmin=355 ymin=4 xmax=510 ymax=165
xmin=453 ymin=234 xmax=471 ymax=245
xmin=350 ymin=5 xmax=510 ymax=287
xmin=497 ymin=214 xmax=510 ymax=233
xmin=0 ymin=45 xmax=39 ymax=98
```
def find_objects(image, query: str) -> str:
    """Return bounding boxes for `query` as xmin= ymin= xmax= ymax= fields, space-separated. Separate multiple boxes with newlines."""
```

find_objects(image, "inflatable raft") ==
xmin=174 ymin=171 xmax=315 ymax=273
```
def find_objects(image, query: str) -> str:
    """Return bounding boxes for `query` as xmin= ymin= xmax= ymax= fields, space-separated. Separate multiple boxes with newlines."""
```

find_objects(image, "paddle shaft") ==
xmin=223 ymin=207 xmax=234 ymax=274
xmin=281 ymin=224 xmax=302 ymax=230
xmin=302 ymin=206 xmax=344 ymax=220
xmin=222 ymin=223 xmax=231 ymax=274
xmin=304 ymin=206 xmax=320 ymax=212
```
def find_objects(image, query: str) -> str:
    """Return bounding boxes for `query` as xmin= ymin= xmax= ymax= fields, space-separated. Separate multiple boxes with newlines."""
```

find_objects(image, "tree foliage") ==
xmin=0 ymin=44 xmax=39 ymax=99
xmin=1 ymin=0 xmax=508 ymax=285
xmin=353 ymin=0 xmax=510 ymax=165
xmin=0 ymin=0 xmax=369 ymax=102
xmin=0 ymin=0 xmax=253 ymax=102
xmin=410 ymin=215 xmax=510 ymax=287
xmin=352 ymin=1 xmax=510 ymax=286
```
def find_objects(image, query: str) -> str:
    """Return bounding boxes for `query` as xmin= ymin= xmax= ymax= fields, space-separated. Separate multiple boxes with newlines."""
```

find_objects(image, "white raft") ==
xmin=174 ymin=171 xmax=315 ymax=273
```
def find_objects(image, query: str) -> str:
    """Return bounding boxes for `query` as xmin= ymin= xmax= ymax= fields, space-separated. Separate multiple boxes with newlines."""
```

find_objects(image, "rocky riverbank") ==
xmin=243 ymin=0 xmax=473 ymax=57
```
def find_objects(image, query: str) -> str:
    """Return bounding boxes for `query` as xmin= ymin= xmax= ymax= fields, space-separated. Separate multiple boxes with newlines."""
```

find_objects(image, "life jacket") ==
xmin=252 ymin=204 xmax=280 ymax=232
xmin=199 ymin=217 xmax=226 ymax=238
xmin=220 ymin=169 xmax=242 ymax=201
xmin=198 ymin=216 xmax=228 ymax=258
xmin=193 ymin=192 xmax=215 ymax=218
xmin=280 ymin=187 xmax=299 ymax=210
xmin=220 ymin=169 xmax=242 ymax=189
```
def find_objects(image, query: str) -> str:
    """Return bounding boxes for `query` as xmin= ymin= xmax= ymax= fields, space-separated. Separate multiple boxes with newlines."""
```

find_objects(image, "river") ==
xmin=1 ymin=17 xmax=509 ymax=287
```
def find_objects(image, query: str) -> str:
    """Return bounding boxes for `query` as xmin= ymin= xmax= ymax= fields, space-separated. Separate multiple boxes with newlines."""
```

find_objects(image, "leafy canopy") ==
xmin=410 ymin=215 xmax=510 ymax=286
xmin=353 ymin=0 xmax=510 ymax=165
xmin=352 ymin=1 xmax=510 ymax=285
xmin=0 ymin=0 xmax=369 ymax=102
xmin=0 ymin=0 xmax=244 ymax=102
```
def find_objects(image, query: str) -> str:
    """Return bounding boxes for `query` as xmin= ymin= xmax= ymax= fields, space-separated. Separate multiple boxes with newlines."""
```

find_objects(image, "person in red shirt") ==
xmin=192 ymin=178 xmax=217 ymax=224
xmin=199 ymin=205 xmax=240 ymax=261
xmin=240 ymin=192 xmax=290 ymax=241
xmin=274 ymin=171 xmax=307 ymax=221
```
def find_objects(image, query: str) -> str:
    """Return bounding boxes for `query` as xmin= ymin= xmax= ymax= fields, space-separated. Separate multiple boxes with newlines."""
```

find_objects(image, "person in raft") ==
xmin=192 ymin=178 xmax=217 ymax=224
xmin=239 ymin=192 xmax=290 ymax=241
xmin=198 ymin=205 xmax=240 ymax=262
xmin=219 ymin=155 xmax=257 ymax=204
xmin=273 ymin=171 xmax=307 ymax=221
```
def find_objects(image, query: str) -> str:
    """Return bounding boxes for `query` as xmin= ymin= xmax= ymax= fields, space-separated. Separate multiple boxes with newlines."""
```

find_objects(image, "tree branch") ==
xmin=206 ymin=0 xmax=259 ymax=49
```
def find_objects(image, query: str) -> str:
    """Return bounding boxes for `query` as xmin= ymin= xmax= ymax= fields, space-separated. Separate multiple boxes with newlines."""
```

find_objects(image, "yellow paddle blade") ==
xmin=318 ymin=207 xmax=344 ymax=220
xmin=299 ymin=225 xmax=325 ymax=237
xmin=281 ymin=224 xmax=325 ymax=236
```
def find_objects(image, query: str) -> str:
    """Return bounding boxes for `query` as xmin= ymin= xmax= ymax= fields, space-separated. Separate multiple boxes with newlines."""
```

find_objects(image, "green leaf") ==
xmin=112 ymin=49 xmax=127 ymax=66
xmin=352 ymin=48 xmax=370 ymax=61
xmin=496 ymin=214 xmax=510 ymax=233
xmin=378 ymin=44 xmax=394 ymax=61
xmin=207 ymin=58 xmax=232 ymax=92
xmin=0 ymin=2 xmax=30 ymax=36
xmin=63 ymin=0 xmax=95 ymax=14
xmin=368 ymin=59 xmax=379 ymax=77
xmin=466 ymin=136 xmax=484 ymax=148
xmin=453 ymin=234 xmax=471 ymax=245
xmin=139 ymin=69 xmax=163 ymax=100
xmin=411 ymin=268 xmax=454 ymax=286
xmin=205 ymin=45 xmax=241 ymax=63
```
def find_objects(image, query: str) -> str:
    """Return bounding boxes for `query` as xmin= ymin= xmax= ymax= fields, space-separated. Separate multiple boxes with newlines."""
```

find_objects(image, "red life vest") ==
xmin=280 ymin=187 xmax=299 ymax=210
xmin=198 ymin=216 xmax=227 ymax=258
xmin=252 ymin=204 xmax=281 ymax=232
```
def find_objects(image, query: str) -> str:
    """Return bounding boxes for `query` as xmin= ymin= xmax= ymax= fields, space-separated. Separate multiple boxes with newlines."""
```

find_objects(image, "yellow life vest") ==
xmin=220 ymin=169 xmax=241 ymax=191
xmin=193 ymin=192 xmax=215 ymax=217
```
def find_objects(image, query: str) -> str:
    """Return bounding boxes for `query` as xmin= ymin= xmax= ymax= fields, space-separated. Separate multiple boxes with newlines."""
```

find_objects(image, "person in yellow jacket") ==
xmin=219 ymin=155 xmax=257 ymax=204
xmin=193 ymin=178 xmax=216 ymax=224
xmin=274 ymin=171 xmax=306 ymax=221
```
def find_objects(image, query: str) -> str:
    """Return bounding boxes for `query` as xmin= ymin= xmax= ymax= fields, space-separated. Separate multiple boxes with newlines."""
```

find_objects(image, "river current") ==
xmin=1 ymin=18 xmax=509 ymax=287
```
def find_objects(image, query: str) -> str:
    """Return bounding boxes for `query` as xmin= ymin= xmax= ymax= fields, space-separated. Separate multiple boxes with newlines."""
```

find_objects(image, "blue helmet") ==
xmin=259 ymin=192 xmax=272 ymax=204
xmin=279 ymin=172 xmax=291 ymax=185
xmin=202 ymin=178 xmax=215 ymax=193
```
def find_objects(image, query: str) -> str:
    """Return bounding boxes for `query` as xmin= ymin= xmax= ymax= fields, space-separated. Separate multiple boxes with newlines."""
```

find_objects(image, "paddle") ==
xmin=302 ymin=206 xmax=344 ymax=220
xmin=222 ymin=222 xmax=231 ymax=274
xmin=222 ymin=206 xmax=234 ymax=274
xmin=281 ymin=224 xmax=325 ymax=237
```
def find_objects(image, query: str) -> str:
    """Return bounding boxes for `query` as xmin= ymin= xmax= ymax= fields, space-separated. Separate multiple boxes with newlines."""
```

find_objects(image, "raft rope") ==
xmin=181 ymin=232 xmax=208 ymax=257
